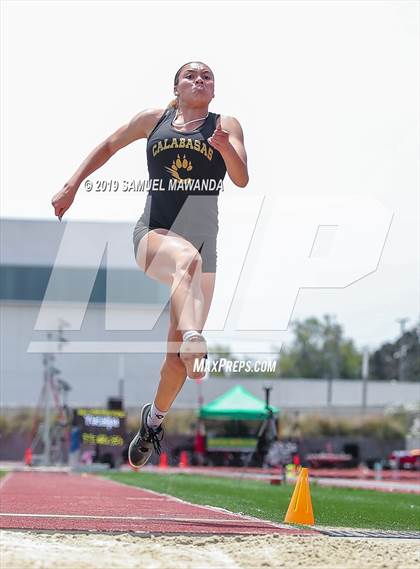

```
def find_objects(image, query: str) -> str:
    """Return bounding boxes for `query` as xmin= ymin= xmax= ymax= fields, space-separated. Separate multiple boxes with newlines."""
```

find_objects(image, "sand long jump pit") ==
xmin=1 ymin=529 xmax=420 ymax=569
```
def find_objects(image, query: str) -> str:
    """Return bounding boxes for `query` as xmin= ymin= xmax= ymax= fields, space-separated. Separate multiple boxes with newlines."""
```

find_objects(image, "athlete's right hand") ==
xmin=51 ymin=183 xmax=77 ymax=221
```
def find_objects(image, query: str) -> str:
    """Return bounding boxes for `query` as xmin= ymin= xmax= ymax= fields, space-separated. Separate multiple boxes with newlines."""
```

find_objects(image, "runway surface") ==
xmin=0 ymin=471 xmax=316 ymax=536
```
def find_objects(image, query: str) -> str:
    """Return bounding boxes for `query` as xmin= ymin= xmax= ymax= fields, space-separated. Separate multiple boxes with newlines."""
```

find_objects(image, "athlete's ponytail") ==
xmin=166 ymin=97 xmax=178 ymax=109
xmin=166 ymin=62 xmax=184 ymax=109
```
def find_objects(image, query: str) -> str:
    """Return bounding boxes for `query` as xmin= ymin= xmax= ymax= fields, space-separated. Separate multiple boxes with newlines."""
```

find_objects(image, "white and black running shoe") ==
xmin=128 ymin=403 xmax=164 ymax=469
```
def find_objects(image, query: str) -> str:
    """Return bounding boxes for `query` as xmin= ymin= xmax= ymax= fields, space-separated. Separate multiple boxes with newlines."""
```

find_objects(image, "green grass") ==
xmin=99 ymin=471 xmax=420 ymax=532
xmin=0 ymin=470 xmax=7 ymax=479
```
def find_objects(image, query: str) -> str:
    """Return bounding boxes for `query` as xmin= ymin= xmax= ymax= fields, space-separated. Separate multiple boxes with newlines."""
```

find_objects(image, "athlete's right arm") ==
xmin=51 ymin=108 xmax=166 ymax=220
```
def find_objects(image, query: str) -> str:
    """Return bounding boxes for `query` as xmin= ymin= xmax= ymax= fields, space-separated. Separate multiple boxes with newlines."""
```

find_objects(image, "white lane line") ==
xmin=0 ymin=512 xmax=280 ymax=525
xmin=316 ymin=478 xmax=420 ymax=493
xmin=125 ymin=497 xmax=168 ymax=501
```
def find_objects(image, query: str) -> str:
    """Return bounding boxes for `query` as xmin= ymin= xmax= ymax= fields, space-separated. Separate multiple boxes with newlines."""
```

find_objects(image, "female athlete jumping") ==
xmin=51 ymin=61 xmax=248 ymax=468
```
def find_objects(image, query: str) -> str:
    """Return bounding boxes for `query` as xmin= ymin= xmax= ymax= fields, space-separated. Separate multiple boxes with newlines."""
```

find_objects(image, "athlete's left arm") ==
xmin=208 ymin=116 xmax=249 ymax=188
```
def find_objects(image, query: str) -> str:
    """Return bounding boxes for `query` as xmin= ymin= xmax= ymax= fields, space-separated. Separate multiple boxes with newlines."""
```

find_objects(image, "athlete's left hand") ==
xmin=207 ymin=119 xmax=231 ymax=154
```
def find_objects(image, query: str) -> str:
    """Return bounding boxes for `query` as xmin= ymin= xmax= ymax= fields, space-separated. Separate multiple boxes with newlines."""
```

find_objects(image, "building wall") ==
xmin=168 ymin=376 xmax=420 ymax=413
xmin=1 ymin=218 xmax=172 ymax=407
xmin=1 ymin=219 xmax=419 ymax=414
xmin=0 ymin=301 xmax=171 ymax=407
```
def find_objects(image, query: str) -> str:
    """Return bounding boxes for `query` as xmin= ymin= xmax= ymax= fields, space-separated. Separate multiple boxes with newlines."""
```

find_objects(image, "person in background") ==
xmin=68 ymin=411 xmax=81 ymax=470
xmin=194 ymin=419 xmax=207 ymax=466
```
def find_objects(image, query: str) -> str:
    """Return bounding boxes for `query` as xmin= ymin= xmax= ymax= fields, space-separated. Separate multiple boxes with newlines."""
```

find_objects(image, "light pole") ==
xmin=118 ymin=355 xmax=125 ymax=403
xmin=396 ymin=318 xmax=409 ymax=382
xmin=361 ymin=346 xmax=369 ymax=415
xmin=42 ymin=347 xmax=52 ymax=466
xmin=40 ymin=326 xmax=69 ymax=466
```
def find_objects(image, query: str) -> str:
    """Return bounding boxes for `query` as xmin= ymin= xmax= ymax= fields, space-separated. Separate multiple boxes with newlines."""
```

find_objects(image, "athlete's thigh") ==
xmin=136 ymin=228 xmax=201 ymax=285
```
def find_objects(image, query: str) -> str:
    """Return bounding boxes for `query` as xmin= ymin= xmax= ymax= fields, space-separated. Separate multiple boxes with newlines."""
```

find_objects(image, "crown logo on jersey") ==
xmin=165 ymin=154 xmax=193 ymax=185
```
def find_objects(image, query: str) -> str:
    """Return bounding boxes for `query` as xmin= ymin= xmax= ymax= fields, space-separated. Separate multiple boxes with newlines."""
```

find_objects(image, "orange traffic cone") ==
xmin=284 ymin=467 xmax=315 ymax=525
xmin=178 ymin=450 xmax=188 ymax=468
xmin=159 ymin=451 xmax=168 ymax=469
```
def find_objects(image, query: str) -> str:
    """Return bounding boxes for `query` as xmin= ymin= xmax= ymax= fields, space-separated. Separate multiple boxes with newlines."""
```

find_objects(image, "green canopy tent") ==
xmin=199 ymin=385 xmax=279 ymax=421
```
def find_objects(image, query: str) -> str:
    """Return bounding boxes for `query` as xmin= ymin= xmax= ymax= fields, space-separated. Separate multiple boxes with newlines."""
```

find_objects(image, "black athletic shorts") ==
xmin=132 ymin=217 xmax=218 ymax=273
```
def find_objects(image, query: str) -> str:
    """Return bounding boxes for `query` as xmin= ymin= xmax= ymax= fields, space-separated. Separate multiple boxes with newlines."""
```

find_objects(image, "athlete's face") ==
xmin=175 ymin=63 xmax=214 ymax=106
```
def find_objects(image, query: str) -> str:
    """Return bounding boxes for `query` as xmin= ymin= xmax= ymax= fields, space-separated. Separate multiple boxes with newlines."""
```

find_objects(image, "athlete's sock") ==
xmin=146 ymin=402 xmax=168 ymax=430
xmin=183 ymin=330 xmax=202 ymax=342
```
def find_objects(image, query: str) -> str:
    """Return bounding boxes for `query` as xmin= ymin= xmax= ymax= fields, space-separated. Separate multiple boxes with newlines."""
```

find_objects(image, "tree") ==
xmin=278 ymin=314 xmax=362 ymax=379
xmin=207 ymin=344 xmax=236 ymax=377
xmin=369 ymin=320 xmax=420 ymax=381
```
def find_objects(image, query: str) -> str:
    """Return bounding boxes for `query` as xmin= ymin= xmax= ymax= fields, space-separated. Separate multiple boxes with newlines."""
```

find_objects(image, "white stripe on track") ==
xmin=0 ymin=512 xmax=280 ymax=525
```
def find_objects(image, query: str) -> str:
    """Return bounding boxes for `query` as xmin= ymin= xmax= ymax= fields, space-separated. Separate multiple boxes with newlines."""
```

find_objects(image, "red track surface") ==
xmin=0 ymin=472 xmax=316 ymax=536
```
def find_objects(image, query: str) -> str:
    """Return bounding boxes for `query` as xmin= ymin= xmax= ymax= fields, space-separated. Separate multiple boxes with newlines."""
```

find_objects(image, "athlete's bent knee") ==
xmin=176 ymin=243 xmax=201 ymax=267
xmin=173 ymin=247 xmax=202 ymax=282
